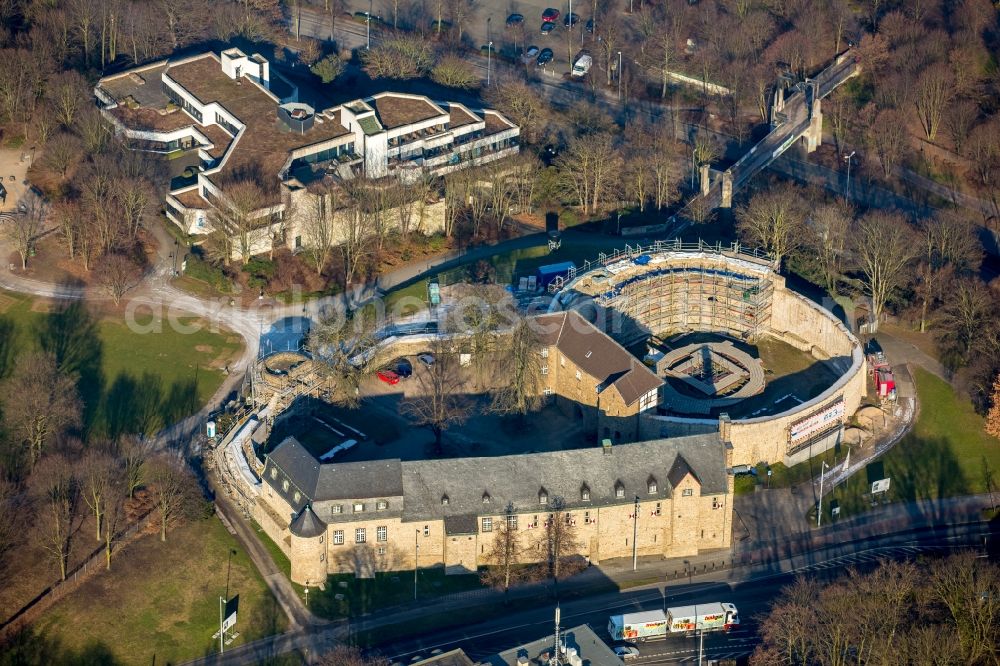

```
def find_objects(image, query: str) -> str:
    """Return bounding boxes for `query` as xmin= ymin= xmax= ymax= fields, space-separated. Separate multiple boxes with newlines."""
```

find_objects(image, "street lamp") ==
xmin=487 ymin=41 xmax=493 ymax=86
xmin=365 ymin=0 xmax=373 ymax=50
xmin=413 ymin=529 xmax=419 ymax=601
xmin=617 ymin=51 xmax=623 ymax=101
xmin=817 ymin=460 xmax=830 ymax=528
xmin=843 ymin=151 xmax=856 ymax=200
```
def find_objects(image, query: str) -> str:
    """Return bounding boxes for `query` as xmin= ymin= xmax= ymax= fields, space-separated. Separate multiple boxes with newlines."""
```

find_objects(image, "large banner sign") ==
xmin=789 ymin=398 xmax=845 ymax=445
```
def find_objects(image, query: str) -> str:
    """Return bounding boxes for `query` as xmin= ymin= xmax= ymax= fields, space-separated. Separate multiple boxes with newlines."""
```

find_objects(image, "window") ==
xmin=423 ymin=525 xmax=430 ymax=536
xmin=584 ymin=511 xmax=591 ymax=524
xmin=320 ymin=553 xmax=325 ymax=561
xmin=377 ymin=526 xmax=387 ymax=542
xmin=541 ymin=366 xmax=549 ymax=375
xmin=575 ymin=370 xmax=582 ymax=381
xmin=293 ymin=491 xmax=301 ymax=504
xmin=581 ymin=484 xmax=591 ymax=501
xmin=682 ymin=488 xmax=694 ymax=497
xmin=353 ymin=502 xmax=364 ymax=513
xmin=441 ymin=494 xmax=449 ymax=505
xmin=319 ymin=535 xmax=324 ymax=543
xmin=560 ymin=355 xmax=566 ymax=367
xmin=540 ymin=348 xmax=549 ymax=358
xmin=648 ymin=477 xmax=658 ymax=494
xmin=482 ymin=492 xmax=491 ymax=504
xmin=482 ymin=517 xmax=493 ymax=532
xmin=282 ymin=480 xmax=290 ymax=492
xmin=655 ymin=502 xmax=662 ymax=516
xmin=333 ymin=530 xmax=344 ymax=545
xmin=331 ymin=505 xmax=342 ymax=515
xmin=355 ymin=528 xmax=366 ymax=544
xmin=543 ymin=387 xmax=554 ymax=396
xmin=532 ymin=515 xmax=538 ymax=528
xmin=506 ymin=515 xmax=518 ymax=530
xmin=615 ymin=482 xmax=625 ymax=498
xmin=270 ymin=468 xmax=278 ymax=480
xmin=376 ymin=500 xmax=387 ymax=511
xmin=712 ymin=498 xmax=720 ymax=509
xmin=377 ymin=547 xmax=386 ymax=555
xmin=539 ymin=488 xmax=548 ymax=505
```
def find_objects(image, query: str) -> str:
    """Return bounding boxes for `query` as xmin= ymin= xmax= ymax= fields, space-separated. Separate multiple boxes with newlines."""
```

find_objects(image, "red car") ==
xmin=377 ymin=369 xmax=400 ymax=385
xmin=541 ymin=8 xmax=560 ymax=22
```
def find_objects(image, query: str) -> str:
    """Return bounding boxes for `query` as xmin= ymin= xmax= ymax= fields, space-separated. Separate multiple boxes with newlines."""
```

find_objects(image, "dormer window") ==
xmin=441 ymin=494 xmax=450 ymax=505
xmin=539 ymin=488 xmax=548 ymax=505
xmin=648 ymin=476 xmax=658 ymax=494
xmin=614 ymin=481 xmax=625 ymax=498
xmin=270 ymin=467 xmax=278 ymax=480
xmin=482 ymin=492 xmax=491 ymax=504
xmin=282 ymin=480 xmax=290 ymax=492
xmin=580 ymin=484 xmax=591 ymax=502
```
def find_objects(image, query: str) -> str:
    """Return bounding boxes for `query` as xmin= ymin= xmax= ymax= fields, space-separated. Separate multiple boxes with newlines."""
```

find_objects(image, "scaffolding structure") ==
xmin=600 ymin=264 xmax=773 ymax=345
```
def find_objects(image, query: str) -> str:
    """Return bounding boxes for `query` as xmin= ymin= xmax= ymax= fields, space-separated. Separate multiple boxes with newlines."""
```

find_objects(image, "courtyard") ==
xmin=651 ymin=332 xmax=841 ymax=419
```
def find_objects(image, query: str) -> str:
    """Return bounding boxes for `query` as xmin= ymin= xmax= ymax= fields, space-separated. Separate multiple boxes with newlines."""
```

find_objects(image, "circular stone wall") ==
xmin=551 ymin=243 xmax=867 ymax=466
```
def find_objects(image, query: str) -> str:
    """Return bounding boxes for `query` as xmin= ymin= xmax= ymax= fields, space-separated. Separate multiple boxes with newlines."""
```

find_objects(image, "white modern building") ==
xmin=95 ymin=49 xmax=520 ymax=254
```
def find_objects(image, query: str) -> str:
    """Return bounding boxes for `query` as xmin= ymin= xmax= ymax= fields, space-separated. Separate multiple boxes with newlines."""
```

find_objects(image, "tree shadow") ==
xmin=100 ymin=372 xmax=165 ymax=439
xmin=887 ymin=435 xmax=968 ymax=509
xmin=0 ymin=625 xmax=123 ymax=666
xmin=159 ymin=375 xmax=200 ymax=426
xmin=0 ymin=315 xmax=16 ymax=379
xmin=35 ymin=299 xmax=104 ymax=433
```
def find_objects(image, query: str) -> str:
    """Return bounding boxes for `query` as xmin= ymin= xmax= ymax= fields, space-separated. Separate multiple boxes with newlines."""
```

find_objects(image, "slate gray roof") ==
xmin=400 ymin=433 xmax=725 ymax=522
xmin=534 ymin=311 xmax=663 ymax=406
xmin=264 ymin=437 xmax=403 ymax=506
xmin=289 ymin=505 xmax=326 ymax=538
xmin=484 ymin=625 xmax=623 ymax=666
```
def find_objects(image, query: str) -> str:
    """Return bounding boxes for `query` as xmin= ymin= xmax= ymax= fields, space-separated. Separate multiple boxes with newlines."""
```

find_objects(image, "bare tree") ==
xmin=399 ymin=341 xmax=471 ymax=453
xmin=30 ymin=455 xmax=79 ymax=581
xmin=804 ymin=200 xmax=853 ymax=293
xmin=1 ymin=351 xmax=81 ymax=469
xmin=102 ymin=475 xmax=127 ymax=569
xmin=446 ymin=284 xmax=508 ymax=389
xmin=318 ymin=645 xmax=390 ymax=666
xmin=538 ymin=496 xmax=581 ymax=584
xmin=866 ymin=106 xmax=908 ymax=179
xmin=361 ymin=35 xmax=434 ymax=79
xmin=96 ymin=253 xmax=141 ymax=306
xmin=557 ymin=133 xmax=622 ymax=215
xmin=480 ymin=502 xmax=522 ymax=602
xmin=117 ymin=435 xmax=149 ymax=499
xmin=3 ymin=197 xmax=46 ymax=270
xmin=40 ymin=131 xmax=84 ymax=182
xmin=927 ymin=553 xmax=1000 ymax=664
xmin=936 ymin=278 xmax=994 ymax=369
xmin=81 ymin=450 xmax=117 ymax=542
xmin=736 ymin=183 xmax=805 ymax=267
xmin=913 ymin=62 xmax=955 ymax=141
xmin=308 ymin=307 xmax=381 ymax=407
xmin=431 ymin=55 xmax=479 ymax=89
xmin=301 ymin=185 xmax=337 ymax=277
xmin=485 ymin=78 xmax=547 ymax=144
xmin=853 ymin=211 xmax=918 ymax=332
xmin=148 ymin=453 xmax=196 ymax=542
xmin=914 ymin=211 xmax=982 ymax=332
xmin=208 ymin=180 xmax=269 ymax=265
xmin=490 ymin=317 xmax=544 ymax=418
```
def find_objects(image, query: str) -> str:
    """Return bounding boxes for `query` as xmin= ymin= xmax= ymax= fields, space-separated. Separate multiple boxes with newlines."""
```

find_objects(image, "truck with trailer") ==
xmin=608 ymin=603 xmax=740 ymax=641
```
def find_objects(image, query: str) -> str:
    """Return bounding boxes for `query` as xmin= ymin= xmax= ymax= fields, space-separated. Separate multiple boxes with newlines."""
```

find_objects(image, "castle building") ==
xmin=256 ymin=432 xmax=732 ymax=584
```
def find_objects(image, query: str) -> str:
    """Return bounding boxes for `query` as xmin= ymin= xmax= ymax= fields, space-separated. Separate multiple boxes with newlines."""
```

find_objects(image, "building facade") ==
xmin=95 ymin=49 xmax=520 ymax=258
xmin=256 ymin=433 xmax=733 ymax=584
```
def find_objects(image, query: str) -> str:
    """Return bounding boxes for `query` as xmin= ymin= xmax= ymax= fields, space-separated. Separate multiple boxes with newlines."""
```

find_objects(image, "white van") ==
xmin=571 ymin=54 xmax=592 ymax=77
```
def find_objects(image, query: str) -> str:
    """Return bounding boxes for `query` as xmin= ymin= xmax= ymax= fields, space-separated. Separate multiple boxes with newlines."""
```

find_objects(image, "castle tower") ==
xmin=288 ymin=504 xmax=328 ymax=586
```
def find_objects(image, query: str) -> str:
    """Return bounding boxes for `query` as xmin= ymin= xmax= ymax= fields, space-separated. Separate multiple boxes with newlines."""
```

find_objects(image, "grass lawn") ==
xmin=0 ymin=289 xmax=242 ymax=437
xmin=34 ymin=518 xmax=287 ymax=665
xmin=816 ymin=368 xmax=1000 ymax=523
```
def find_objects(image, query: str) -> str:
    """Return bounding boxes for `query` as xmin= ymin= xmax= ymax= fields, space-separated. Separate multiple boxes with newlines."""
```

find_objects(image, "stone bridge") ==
xmin=688 ymin=52 xmax=860 ymax=214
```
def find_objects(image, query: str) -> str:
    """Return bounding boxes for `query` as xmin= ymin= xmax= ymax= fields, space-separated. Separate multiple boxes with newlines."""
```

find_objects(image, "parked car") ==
xmin=563 ymin=12 xmax=579 ymax=27
xmin=506 ymin=13 xmax=524 ymax=26
xmin=585 ymin=17 xmax=594 ymax=33
xmin=613 ymin=647 xmax=640 ymax=660
xmin=540 ymin=22 xmax=556 ymax=35
xmin=525 ymin=45 xmax=540 ymax=58
xmin=541 ymin=7 xmax=560 ymax=22
xmin=377 ymin=369 xmax=400 ymax=385
xmin=537 ymin=47 xmax=554 ymax=65
xmin=417 ymin=353 xmax=435 ymax=366
xmin=393 ymin=358 xmax=413 ymax=378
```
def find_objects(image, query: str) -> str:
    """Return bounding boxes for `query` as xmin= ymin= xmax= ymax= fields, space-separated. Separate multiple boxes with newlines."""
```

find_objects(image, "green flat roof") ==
xmin=357 ymin=115 xmax=382 ymax=136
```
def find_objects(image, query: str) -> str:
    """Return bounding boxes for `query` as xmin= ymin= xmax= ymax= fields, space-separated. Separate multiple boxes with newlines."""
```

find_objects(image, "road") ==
xmin=367 ymin=521 xmax=995 ymax=665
